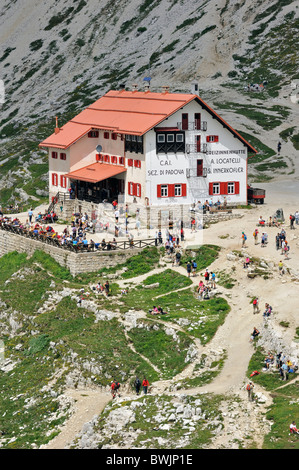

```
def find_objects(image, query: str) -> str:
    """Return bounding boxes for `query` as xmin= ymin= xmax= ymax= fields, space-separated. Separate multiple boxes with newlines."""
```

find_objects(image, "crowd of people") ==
xmin=0 ymin=210 xmax=130 ymax=252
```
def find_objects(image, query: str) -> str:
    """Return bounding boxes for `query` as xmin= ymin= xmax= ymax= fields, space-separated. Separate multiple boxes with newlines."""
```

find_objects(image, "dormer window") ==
xmin=88 ymin=130 xmax=99 ymax=138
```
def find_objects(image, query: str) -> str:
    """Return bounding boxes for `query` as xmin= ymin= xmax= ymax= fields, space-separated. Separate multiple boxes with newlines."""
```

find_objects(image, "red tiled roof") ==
xmin=64 ymin=162 xmax=126 ymax=183
xmin=39 ymin=89 xmax=257 ymax=153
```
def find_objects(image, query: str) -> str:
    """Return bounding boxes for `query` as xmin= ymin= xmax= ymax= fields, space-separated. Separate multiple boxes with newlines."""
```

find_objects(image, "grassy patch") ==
xmin=128 ymin=319 xmax=194 ymax=379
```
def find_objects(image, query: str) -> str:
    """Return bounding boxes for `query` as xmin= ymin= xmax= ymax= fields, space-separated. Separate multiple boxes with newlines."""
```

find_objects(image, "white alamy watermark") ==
xmin=290 ymin=79 xmax=299 ymax=104
xmin=0 ymin=80 xmax=5 ymax=104
xmin=0 ymin=340 xmax=4 ymax=368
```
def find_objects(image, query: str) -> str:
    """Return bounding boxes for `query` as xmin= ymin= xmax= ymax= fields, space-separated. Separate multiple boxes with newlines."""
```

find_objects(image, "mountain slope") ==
xmin=0 ymin=0 xmax=298 ymax=207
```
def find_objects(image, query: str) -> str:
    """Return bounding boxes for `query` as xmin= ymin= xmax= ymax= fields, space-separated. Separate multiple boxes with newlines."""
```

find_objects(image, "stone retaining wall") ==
xmin=203 ymin=212 xmax=243 ymax=225
xmin=0 ymin=230 xmax=142 ymax=276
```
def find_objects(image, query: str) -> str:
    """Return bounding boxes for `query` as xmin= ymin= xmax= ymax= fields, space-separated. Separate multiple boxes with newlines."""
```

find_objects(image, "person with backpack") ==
xmin=111 ymin=379 xmax=120 ymax=399
xmin=204 ymin=268 xmax=210 ymax=284
xmin=134 ymin=376 xmax=141 ymax=395
xmin=191 ymin=260 xmax=197 ymax=277
xmin=175 ymin=251 xmax=181 ymax=266
xmin=263 ymin=303 xmax=272 ymax=317
xmin=142 ymin=377 xmax=150 ymax=395
xmin=253 ymin=297 xmax=259 ymax=314
xmin=211 ymin=272 xmax=216 ymax=289
xmin=186 ymin=261 xmax=192 ymax=278
xmin=246 ymin=382 xmax=254 ymax=401
xmin=242 ymin=232 xmax=247 ymax=247
xmin=253 ymin=228 xmax=259 ymax=245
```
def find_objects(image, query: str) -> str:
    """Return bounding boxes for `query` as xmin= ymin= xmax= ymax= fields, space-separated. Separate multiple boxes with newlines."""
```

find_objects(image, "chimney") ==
xmin=132 ymin=84 xmax=138 ymax=91
xmin=162 ymin=86 xmax=169 ymax=93
xmin=54 ymin=116 xmax=60 ymax=134
xmin=144 ymin=82 xmax=150 ymax=91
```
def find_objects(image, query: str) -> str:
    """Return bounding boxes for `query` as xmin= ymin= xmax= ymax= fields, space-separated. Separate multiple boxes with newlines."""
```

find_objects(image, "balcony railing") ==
xmin=177 ymin=121 xmax=207 ymax=131
xmin=186 ymin=143 xmax=207 ymax=154
xmin=186 ymin=168 xmax=207 ymax=178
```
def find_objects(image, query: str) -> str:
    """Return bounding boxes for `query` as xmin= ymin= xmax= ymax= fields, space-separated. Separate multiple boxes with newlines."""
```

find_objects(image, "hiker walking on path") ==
xmin=241 ymin=232 xmax=247 ymax=247
xmin=246 ymin=382 xmax=254 ymax=401
xmin=253 ymin=228 xmax=259 ymax=245
xmin=191 ymin=260 xmax=197 ymax=277
xmin=253 ymin=297 xmax=259 ymax=314
xmin=134 ymin=376 xmax=141 ymax=396
xmin=111 ymin=380 xmax=120 ymax=399
xmin=186 ymin=261 xmax=192 ymax=278
xmin=142 ymin=377 xmax=150 ymax=395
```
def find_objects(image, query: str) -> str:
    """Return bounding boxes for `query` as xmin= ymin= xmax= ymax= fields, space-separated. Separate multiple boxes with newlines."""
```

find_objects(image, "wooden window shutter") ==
xmin=157 ymin=184 xmax=162 ymax=198
xmin=209 ymin=183 xmax=213 ymax=195
xmin=52 ymin=173 xmax=58 ymax=186
xmin=168 ymin=184 xmax=175 ymax=197
xmin=182 ymin=183 xmax=187 ymax=197
xmin=220 ymin=182 xmax=227 ymax=195
xmin=235 ymin=181 xmax=240 ymax=194
xmin=128 ymin=159 xmax=133 ymax=167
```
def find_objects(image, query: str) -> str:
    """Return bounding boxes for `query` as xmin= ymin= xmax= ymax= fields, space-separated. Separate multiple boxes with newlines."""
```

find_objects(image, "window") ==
xmin=227 ymin=182 xmax=240 ymax=194
xmin=174 ymin=184 xmax=181 ymax=196
xmin=111 ymin=156 xmax=117 ymax=164
xmin=128 ymin=159 xmax=133 ymax=167
xmin=207 ymin=135 xmax=219 ymax=142
xmin=227 ymin=182 xmax=235 ymax=194
xmin=161 ymin=185 xmax=168 ymax=197
xmin=60 ymin=153 xmax=66 ymax=160
xmin=128 ymin=182 xmax=141 ymax=197
xmin=157 ymin=134 xmax=165 ymax=143
xmin=135 ymin=183 xmax=141 ymax=197
xmin=60 ymin=175 xmax=67 ymax=188
xmin=104 ymin=155 xmax=110 ymax=163
xmin=119 ymin=156 xmax=125 ymax=165
xmin=128 ymin=182 xmax=135 ymax=196
xmin=209 ymin=182 xmax=239 ymax=195
xmin=134 ymin=159 xmax=141 ymax=168
xmin=111 ymin=133 xmax=117 ymax=140
xmin=212 ymin=183 xmax=220 ymax=195
xmin=125 ymin=134 xmax=144 ymax=153
xmin=52 ymin=173 xmax=58 ymax=186
xmin=88 ymin=130 xmax=99 ymax=138
xmin=157 ymin=183 xmax=186 ymax=198
xmin=104 ymin=132 xmax=109 ymax=139
xmin=156 ymin=132 xmax=185 ymax=153
xmin=51 ymin=151 xmax=58 ymax=159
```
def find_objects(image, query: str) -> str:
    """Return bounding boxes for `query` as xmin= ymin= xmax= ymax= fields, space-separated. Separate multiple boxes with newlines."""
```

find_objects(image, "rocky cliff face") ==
xmin=0 ymin=0 xmax=298 ymax=206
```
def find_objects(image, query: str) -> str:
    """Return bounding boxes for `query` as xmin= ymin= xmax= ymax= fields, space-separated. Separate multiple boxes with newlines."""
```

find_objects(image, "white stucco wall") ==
xmin=144 ymin=99 xmax=248 ymax=206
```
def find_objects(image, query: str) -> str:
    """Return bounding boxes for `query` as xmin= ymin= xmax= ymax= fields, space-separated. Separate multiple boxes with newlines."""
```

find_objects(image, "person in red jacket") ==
xmin=142 ymin=377 xmax=149 ymax=395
